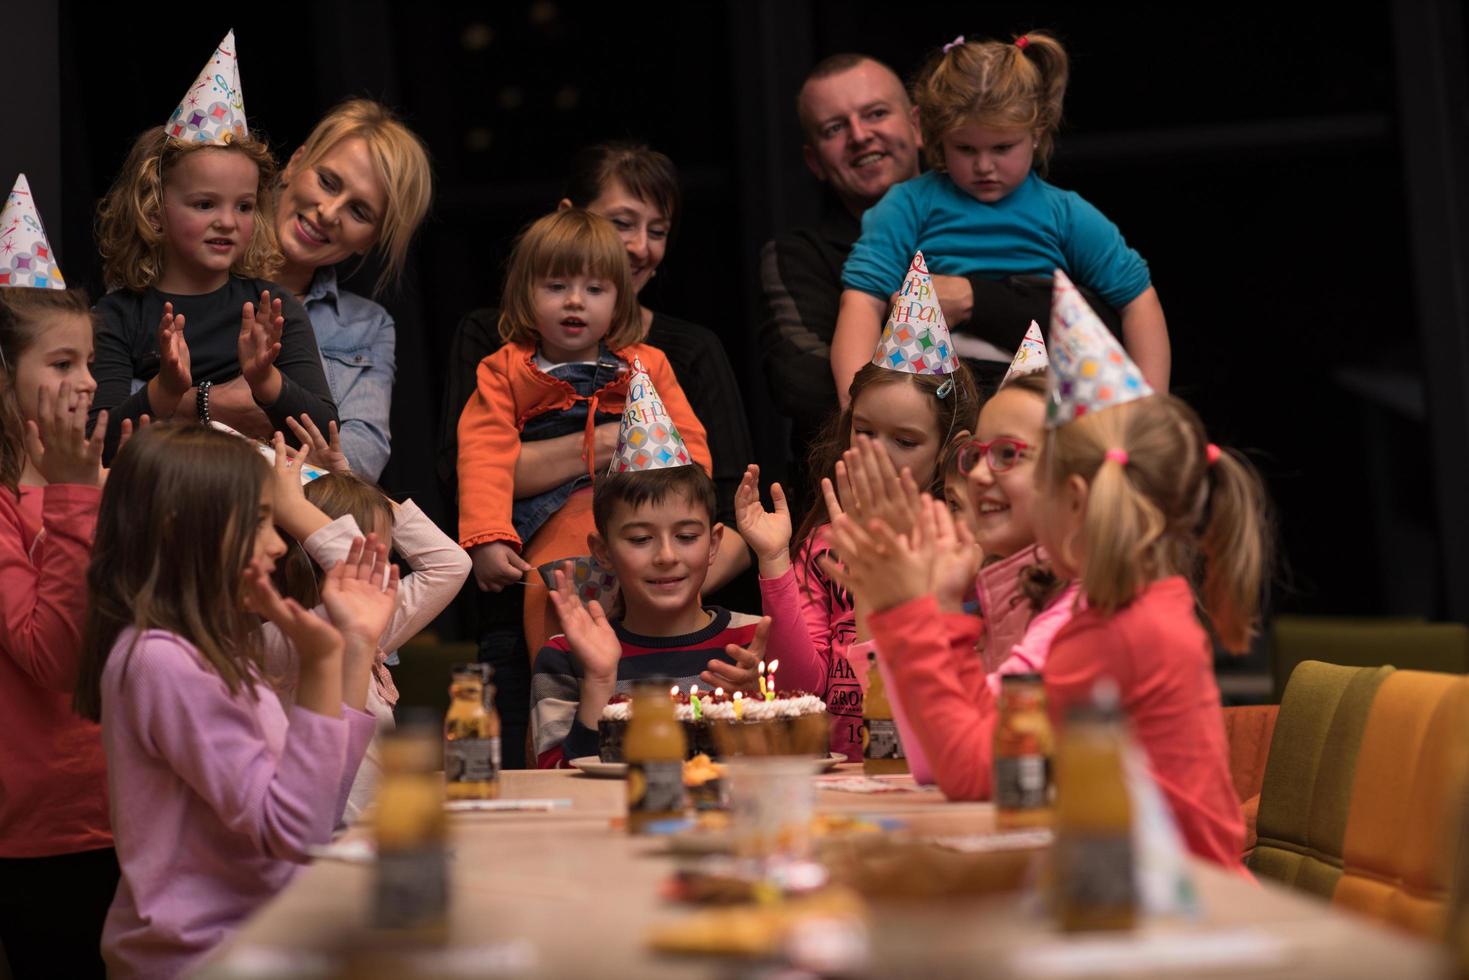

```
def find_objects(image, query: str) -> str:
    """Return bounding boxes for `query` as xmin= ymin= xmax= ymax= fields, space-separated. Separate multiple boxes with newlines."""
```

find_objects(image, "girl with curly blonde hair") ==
xmin=90 ymin=42 xmax=339 ymax=461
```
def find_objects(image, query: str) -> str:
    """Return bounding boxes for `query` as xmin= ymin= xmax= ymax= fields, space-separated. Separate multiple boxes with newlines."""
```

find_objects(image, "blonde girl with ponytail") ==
xmin=831 ymin=285 xmax=1266 ymax=874
xmin=831 ymin=31 xmax=1170 ymax=404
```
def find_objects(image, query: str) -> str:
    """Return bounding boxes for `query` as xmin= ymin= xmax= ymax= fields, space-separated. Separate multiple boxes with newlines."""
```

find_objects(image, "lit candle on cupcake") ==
xmin=689 ymin=684 xmax=703 ymax=721
xmin=733 ymin=691 xmax=745 ymax=721
xmin=766 ymin=659 xmax=779 ymax=701
xmin=757 ymin=661 xmax=768 ymax=699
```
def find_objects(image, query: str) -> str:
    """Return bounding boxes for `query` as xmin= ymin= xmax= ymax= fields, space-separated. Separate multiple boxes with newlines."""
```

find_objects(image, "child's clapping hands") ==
xmin=823 ymin=494 xmax=981 ymax=617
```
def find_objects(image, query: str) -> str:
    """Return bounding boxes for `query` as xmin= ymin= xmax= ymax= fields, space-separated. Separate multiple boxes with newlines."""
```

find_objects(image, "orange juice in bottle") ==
xmin=374 ymin=714 xmax=448 ymax=938
xmin=862 ymin=650 xmax=908 ymax=776
xmin=1051 ymin=682 xmax=1136 ymax=931
xmin=994 ymin=673 xmax=1054 ymax=829
xmin=623 ymin=678 xmax=687 ymax=833
xmin=443 ymin=663 xmax=500 ymax=800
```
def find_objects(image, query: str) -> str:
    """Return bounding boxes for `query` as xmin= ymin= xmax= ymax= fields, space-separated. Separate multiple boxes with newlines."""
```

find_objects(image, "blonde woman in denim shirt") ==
xmin=272 ymin=100 xmax=432 ymax=480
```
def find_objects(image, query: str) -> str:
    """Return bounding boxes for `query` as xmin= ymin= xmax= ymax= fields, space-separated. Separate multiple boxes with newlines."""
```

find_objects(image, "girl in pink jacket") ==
xmin=791 ymin=361 xmax=979 ymax=760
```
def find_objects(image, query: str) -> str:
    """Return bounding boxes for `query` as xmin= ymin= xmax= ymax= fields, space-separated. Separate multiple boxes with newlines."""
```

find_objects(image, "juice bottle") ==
xmin=862 ymin=650 xmax=908 ymax=776
xmin=373 ymin=714 xmax=448 ymax=938
xmin=994 ymin=673 xmax=1054 ymax=829
xmin=443 ymin=663 xmax=500 ymax=800
xmin=623 ymin=678 xmax=687 ymax=833
xmin=1051 ymin=684 xmax=1136 ymax=931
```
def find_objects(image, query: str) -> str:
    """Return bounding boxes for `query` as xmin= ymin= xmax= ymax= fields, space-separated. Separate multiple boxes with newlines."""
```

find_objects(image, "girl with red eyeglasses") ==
xmin=953 ymin=369 xmax=1080 ymax=681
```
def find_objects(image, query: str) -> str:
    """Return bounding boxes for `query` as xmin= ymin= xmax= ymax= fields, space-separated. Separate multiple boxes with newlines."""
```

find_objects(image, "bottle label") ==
xmin=445 ymin=737 xmax=499 ymax=783
xmin=374 ymin=846 xmax=448 ymax=928
xmin=995 ymin=754 xmax=1050 ymax=810
xmin=864 ymin=718 xmax=904 ymax=761
xmin=1054 ymin=832 xmax=1137 ymax=909
xmin=628 ymin=759 xmax=685 ymax=815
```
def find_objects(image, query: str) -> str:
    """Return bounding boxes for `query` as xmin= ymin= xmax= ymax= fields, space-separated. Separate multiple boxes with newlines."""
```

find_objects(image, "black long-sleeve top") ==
xmin=91 ymin=277 xmax=339 ymax=460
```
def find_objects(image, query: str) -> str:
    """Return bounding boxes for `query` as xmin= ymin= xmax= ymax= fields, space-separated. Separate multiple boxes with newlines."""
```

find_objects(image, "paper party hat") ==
xmin=539 ymin=556 xmax=620 ymax=611
xmin=166 ymin=30 xmax=248 ymax=144
xmin=870 ymin=251 xmax=960 ymax=376
xmin=608 ymin=358 xmax=694 ymax=473
xmin=0 ymin=175 xmax=66 ymax=290
xmin=1001 ymin=321 xmax=1048 ymax=385
xmin=1045 ymin=269 xmax=1153 ymax=427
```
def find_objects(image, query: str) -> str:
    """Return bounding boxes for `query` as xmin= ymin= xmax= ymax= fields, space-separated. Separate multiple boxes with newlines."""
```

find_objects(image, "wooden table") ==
xmin=200 ymin=767 xmax=1450 ymax=979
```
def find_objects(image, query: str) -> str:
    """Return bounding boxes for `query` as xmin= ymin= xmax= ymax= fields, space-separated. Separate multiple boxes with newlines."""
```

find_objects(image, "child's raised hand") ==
xmin=101 ymin=415 xmax=151 ymax=486
xmin=548 ymin=564 xmax=622 ymax=680
xmin=321 ymin=533 xmax=401 ymax=645
xmin=820 ymin=512 xmax=931 ymax=614
xmin=843 ymin=434 xmax=923 ymax=538
xmin=914 ymin=495 xmax=981 ymax=614
xmin=285 ymin=414 xmax=351 ymax=474
xmin=707 ymin=615 xmax=769 ymax=692
xmin=242 ymin=556 xmax=344 ymax=668
xmin=23 ymin=380 xmax=105 ymax=487
xmin=114 ymin=414 xmax=150 ymax=456
xmin=238 ymin=291 xmax=284 ymax=396
xmin=149 ymin=303 xmax=191 ymax=413
xmin=733 ymin=465 xmax=791 ymax=573
xmin=469 ymin=541 xmax=532 ymax=592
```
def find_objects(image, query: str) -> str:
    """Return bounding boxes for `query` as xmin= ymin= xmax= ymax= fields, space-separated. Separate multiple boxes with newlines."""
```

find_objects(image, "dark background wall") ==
xmin=4 ymin=0 xmax=1468 ymax=640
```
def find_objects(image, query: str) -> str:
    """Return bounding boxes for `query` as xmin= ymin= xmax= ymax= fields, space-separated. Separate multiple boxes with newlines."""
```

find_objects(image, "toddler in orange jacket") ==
xmin=456 ymin=209 xmax=710 ymax=652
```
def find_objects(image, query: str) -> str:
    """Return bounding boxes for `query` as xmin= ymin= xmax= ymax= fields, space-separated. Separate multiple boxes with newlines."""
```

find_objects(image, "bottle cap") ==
xmin=1001 ymin=672 xmax=1044 ymax=685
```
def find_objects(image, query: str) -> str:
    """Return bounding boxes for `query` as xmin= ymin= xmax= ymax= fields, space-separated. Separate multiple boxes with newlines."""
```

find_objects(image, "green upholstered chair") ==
xmin=1248 ymin=660 xmax=1395 ymax=897
xmin=1270 ymin=616 xmax=1469 ymax=701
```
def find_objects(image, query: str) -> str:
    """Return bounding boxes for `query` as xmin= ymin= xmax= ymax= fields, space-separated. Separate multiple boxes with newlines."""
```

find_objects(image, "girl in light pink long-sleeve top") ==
xmin=267 ymin=456 xmax=471 ymax=820
xmin=74 ymin=424 xmax=401 ymax=979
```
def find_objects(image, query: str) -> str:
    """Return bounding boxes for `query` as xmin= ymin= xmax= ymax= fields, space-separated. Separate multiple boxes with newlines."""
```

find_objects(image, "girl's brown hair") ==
xmin=95 ymin=127 xmax=282 ymax=292
xmin=281 ymin=99 xmax=433 ymax=295
xmin=1038 ymin=394 xmax=1272 ymax=652
xmin=497 ymin=208 xmax=644 ymax=350
xmin=793 ymin=361 xmax=981 ymax=555
xmin=912 ymin=30 xmax=1069 ymax=174
xmin=75 ymin=422 xmax=273 ymax=720
xmin=0 ymin=288 xmax=94 ymax=494
xmin=277 ymin=472 xmax=394 ymax=607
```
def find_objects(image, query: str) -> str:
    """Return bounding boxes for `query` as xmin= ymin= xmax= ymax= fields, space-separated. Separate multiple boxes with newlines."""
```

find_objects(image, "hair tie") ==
xmin=943 ymin=35 xmax=966 ymax=53
xmin=935 ymin=378 xmax=955 ymax=399
xmin=1206 ymin=443 xmax=1222 ymax=466
xmin=1015 ymin=35 xmax=1030 ymax=49
xmin=1104 ymin=448 xmax=1128 ymax=466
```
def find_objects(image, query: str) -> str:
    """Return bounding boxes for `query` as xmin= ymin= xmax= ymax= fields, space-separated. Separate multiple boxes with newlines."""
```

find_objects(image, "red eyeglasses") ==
xmin=957 ymin=437 xmax=1033 ymax=475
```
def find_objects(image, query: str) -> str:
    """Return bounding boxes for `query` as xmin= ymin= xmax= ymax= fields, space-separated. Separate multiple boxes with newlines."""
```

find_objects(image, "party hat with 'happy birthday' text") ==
xmin=1001 ymin=320 xmax=1048 ymax=385
xmin=870 ymin=251 xmax=960 ymax=377
xmin=0 ymin=175 xmax=66 ymax=290
xmin=608 ymin=358 xmax=694 ymax=473
xmin=166 ymin=30 xmax=248 ymax=144
xmin=1046 ymin=269 xmax=1153 ymax=427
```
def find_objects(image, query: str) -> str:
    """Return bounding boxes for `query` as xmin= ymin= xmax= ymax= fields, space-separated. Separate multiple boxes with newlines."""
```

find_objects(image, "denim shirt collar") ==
xmin=304 ymin=266 xmax=341 ymax=312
